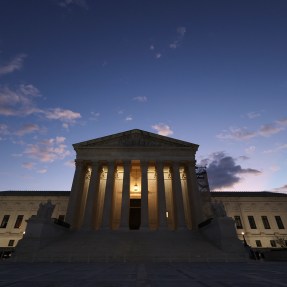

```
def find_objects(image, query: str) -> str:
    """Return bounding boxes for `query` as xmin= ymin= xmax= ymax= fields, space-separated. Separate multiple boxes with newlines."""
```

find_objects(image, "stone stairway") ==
xmin=13 ymin=229 xmax=248 ymax=262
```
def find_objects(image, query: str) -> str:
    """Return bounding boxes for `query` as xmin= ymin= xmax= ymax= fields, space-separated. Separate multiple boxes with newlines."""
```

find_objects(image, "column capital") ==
xmin=140 ymin=161 xmax=149 ymax=174
xmin=171 ymin=161 xmax=181 ymax=168
xmin=155 ymin=161 xmax=165 ymax=169
xmin=184 ymin=161 xmax=197 ymax=173
xmin=75 ymin=159 xmax=85 ymax=167
xmin=122 ymin=160 xmax=131 ymax=168
xmin=106 ymin=160 xmax=115 ymax=165
xmin=90 ymin=161 xmax=100 ymax=168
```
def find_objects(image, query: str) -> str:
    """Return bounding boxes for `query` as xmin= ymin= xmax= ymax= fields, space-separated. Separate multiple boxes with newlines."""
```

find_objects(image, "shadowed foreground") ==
xmin=1 ymin=262 xmax=287 ymax=287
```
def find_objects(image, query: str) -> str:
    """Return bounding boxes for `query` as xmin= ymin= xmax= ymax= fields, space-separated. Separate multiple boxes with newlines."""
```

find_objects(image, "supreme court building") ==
xmin=1 ymin=129 xmax=286 ymax=262
xmin=66 ymin=128 xmax=207 ymax=232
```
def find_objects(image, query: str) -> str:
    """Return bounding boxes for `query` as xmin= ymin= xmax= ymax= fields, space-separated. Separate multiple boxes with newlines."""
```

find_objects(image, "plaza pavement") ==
xmin=1 ymin=261 xmax=287 ymax=286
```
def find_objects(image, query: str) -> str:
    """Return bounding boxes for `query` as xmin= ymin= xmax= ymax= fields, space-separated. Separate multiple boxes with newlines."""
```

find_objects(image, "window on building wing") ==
xmin=275 ymin=216 xmax=285 ymax=229
xmin=8 ymin=240 xmax=15 ymax=247
xmin=0 ymin=215 xmax=10 ymax=228
xmin=261 ymin=216 xmax=271 ymax=229
xmin=270 ymin=240 xmax=276 ymax=247
xmin=14 ymin=215 xmax=24 ymax=229
xmin=255 ymin=240 xmax=262 ymax=247
xmin=234 ymin=215 xmax=243 ymax=229
xmin=248 ymin=216 xmax=257 ymax=229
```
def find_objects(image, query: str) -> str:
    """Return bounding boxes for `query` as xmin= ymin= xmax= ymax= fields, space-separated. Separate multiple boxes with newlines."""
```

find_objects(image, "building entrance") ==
xmin=129 ymin=199 xmax=141 ymax=230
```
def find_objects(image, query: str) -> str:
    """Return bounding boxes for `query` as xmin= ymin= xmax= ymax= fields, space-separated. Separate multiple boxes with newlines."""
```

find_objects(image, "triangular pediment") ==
xmin=73 ymin=129 xmax=198 ymax=149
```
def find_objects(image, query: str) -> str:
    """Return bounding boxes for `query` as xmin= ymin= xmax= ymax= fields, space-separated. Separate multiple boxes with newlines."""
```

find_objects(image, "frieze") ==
xmin=74 ymin=130 xmax=197 ymax=149
xmin=86 ymin=134 xmax=182 ymax=147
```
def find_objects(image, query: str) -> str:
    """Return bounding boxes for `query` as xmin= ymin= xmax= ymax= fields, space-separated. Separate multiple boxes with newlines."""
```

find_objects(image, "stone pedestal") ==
xmin=14 ymin=216 xmax=69 ymax=260
xmin=200 ymin=217 xmax=247 ymax=256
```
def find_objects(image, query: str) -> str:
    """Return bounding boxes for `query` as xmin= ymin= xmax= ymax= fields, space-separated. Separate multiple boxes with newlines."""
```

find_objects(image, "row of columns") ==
xmin=65 ymin=159 xmax=202 ymax=231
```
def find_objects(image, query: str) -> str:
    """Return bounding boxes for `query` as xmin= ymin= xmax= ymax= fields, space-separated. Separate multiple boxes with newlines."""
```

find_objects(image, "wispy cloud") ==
xmin=117 ymin=110 xmax=124 ymax=115
xmin=22 ymin=161 xmax=48 ymax=174
xmin=169 ymin=26 xmax=186 ymax=49
xmin=276 ymin=118 xmax=287 ymax=126
xmin=200 ymin=152 xmax=261 ymax=190
xmin=155 ymin=53 xmax=162 ymax=59
xmin=22 ymin=162 xmax=34 ymax=169
xmin=0 ymin=54 xmax=27 ymax=76
xmin=24 ymin=136 xmax=70 ymax=163
xmin=0 ymin=123 xmax=9 ymax=137
xmin=217 ymin=127 xmax=257 ymax=140
xmin=133 ymin=96 xmax=147 ymax=102
xmin=58 ymin=0 xmax=88 ymax=9
xmin=0 ymin=84 xmax=40 ymax=116
xmin=65 ymin=160 xmax=75 ymax=167
xmin=217 ymin=119 xmax=286 ymax=141
xmin=37 ymin=168 xmax=47 ymax=174
xmin=246 ymin=111 xmax=261 ymax=119
xmin=258 ymin=124 xmax=283 ymax=137
xmin=15 ymin=124 xmax=41 ymax=136
xmin=263 ymin=143 xmax=287 ymax=154
xmin=125 ymin=115 xmax=133 ymax=121
xmin=43 ymin=108 xmax=81 ymax=123
xmin=90 ymin=111 xmax=100 ymax=121
xmin=152 ymin=123 xmax=173 ymax=136
xmin=272 ymin=184 xmax=287 ymax=193
xmin=245 ymin=145 xmax=256 ymax=154
xmin=0 ymin=84 xmax=81 ymax=126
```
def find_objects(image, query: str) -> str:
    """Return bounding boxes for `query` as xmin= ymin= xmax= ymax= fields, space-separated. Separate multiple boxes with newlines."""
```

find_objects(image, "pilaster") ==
xmin=101 ymin=161 xmax=116 ymax=229
xmin=171 ymin=162 xmax=186 ymax=229
xmin=65 ymin=160 xmax=86 ymax=228
xmin=140 ymin=161 xmax=149 ymax=229
xmin=120 ymin=161 xmax=131 ymax=229
xmin=156 ymin=161 xmax=168 ymax=229
xmin=82 ymin=161 xmax=101 ymax=230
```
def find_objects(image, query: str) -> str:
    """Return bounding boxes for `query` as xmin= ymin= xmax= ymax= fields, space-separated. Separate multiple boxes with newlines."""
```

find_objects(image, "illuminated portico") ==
xmin=65 ymin=129 xmax=202 ymax=231
xmin=11 ymin=129 xmax=247 ymax=262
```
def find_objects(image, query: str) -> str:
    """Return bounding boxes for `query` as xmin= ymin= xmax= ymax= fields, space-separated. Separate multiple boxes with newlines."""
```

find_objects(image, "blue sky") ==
xmin=0 ymin=0 xmax=287 ymax=192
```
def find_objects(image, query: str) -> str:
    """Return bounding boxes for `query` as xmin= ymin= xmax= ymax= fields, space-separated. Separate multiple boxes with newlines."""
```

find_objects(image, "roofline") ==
xmin=1 ymin=190 xmax=287 ymax=198
xmin=0 ymin=191 xmax=70 ymax=196
xmin=211 ymin=191 xmax=287 ymax=197
xmin=73 ymin=129 xmax=199 ymax=149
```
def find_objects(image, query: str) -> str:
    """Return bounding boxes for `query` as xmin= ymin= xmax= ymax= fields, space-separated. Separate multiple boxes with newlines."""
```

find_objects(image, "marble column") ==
xmin=140 ymin=161 xmax=149 ymax=229
xmin=156 ymin=161 xmax=168 ymax=229
xmin=120 ymin=161 xmax=131 ymax=229
xmin=101 ymin=161 xmax=116 ymax=229
xmin=66 ymin=160 xmax=86 ymax=227
xmin=185 ymin=161 xmax=202 ymax=230
xmin=171 ymin=162 xmax=186 ymax=229
xmin=82 ymin=161 xmax=101 ymax=230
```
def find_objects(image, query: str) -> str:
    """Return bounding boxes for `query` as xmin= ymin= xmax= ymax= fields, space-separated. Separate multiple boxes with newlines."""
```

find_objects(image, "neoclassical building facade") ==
xmin=0 ymin=129 xmax=286 ymax=260
xmin=65 ymin=129 xmax=207 ymax=232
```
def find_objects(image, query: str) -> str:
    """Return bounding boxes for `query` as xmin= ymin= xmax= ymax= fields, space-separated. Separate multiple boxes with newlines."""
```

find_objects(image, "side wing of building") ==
xmin=0 ymin=191 xmax=69 ymax=253
xmin=1 ymin=190 xmax=287 ymax=253
xmin=211 ymin=191 xmax=287 ymax=249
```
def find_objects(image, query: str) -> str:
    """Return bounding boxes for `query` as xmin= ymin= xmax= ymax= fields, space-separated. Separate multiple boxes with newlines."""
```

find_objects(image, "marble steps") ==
xmin=14 ymin=230 xmax=247 ymax=262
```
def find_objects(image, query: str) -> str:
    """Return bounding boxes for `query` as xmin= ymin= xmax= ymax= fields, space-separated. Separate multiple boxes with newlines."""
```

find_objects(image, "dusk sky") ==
xmin=0 ymin=0 xmax=287 ymax=192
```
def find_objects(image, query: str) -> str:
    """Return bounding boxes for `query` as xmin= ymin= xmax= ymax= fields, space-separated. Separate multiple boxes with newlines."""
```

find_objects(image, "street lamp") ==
xmin=241 ymin=231 xmax=248 ymax=246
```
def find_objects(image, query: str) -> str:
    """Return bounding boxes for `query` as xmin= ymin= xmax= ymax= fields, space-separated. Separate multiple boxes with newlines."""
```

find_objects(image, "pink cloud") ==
xmin=24 ymin=137 xmax=70 ymax=162
xmin=0 ymin=54 xmax=27 ymax=76
xmin=152 ymin=123 xmax=173 ymax=136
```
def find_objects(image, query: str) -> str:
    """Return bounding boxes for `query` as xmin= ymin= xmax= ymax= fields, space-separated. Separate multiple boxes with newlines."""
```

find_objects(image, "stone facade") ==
xmin=1 ymin=191 xmax=287 ymax=252
xmin=212 ymin=192 xmax=287 ymax=249
xmin=0 ymin=191 xmax=287 ymax=253
xmin=1 ymin=129 xmax=284 ymax=261
xmin=0 ymin=191 xmax=68 ymax=251
xmin=65 ymin=129 xmax=204 ymax=232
